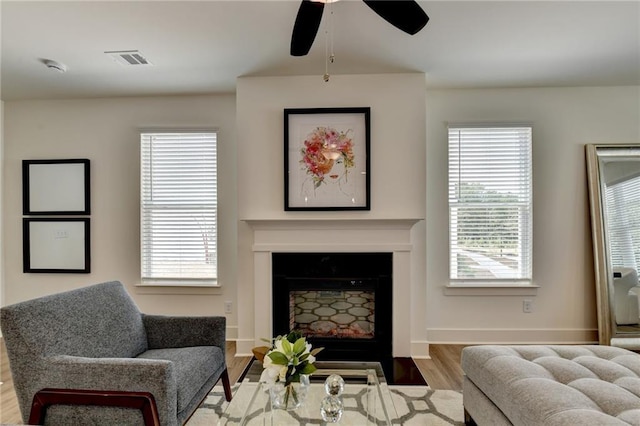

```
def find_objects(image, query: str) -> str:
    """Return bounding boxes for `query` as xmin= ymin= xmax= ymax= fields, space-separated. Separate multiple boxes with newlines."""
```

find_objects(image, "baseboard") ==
xmin=225 ymin=325 xmax=238 ymax=340
xmin=411 ymin=341 xmax=430 ymax=359
xmin=234 ymin=339 xmax=256 ymax=357
xmin=233 ymin=329 xmax=599 ymax=359
xmin=426 ymin=328 xmax=599 ymax=344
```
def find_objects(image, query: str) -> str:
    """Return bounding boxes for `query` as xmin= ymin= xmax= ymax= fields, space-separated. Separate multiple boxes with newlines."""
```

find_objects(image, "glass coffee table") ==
xmin=218 ymin=361 xmax=398 ymax=425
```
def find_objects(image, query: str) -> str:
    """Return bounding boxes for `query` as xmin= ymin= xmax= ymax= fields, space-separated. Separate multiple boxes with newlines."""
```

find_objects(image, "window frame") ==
xmin=139 ymin=129 xmax=219 ymax=287
xmin=447 ymin=124 xmax=534 ymax=288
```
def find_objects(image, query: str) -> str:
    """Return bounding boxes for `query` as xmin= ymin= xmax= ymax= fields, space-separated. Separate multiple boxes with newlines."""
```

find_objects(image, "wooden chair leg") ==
xmin=221 ymin=368 xmax=233 ymax=401
xmin=464 ymin=408 xmax=478 ymax=426
xmin=29 ymin=388 xmax=160 ymax=426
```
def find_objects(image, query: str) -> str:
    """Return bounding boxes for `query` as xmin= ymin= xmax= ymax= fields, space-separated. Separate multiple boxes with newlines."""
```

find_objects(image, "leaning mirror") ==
xmin=586 ymin=144 xmax=640 ymax=350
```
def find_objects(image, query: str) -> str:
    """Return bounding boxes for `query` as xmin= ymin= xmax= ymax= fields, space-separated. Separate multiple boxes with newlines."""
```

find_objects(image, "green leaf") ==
xmin=300 ymin=363 xmax=317 ymax=375
xmin=292 ymin=337 xmax=306 ymax=354
xmin=311 ymin=347 xmax=324 ymax=356
xmin=281 ymin=339 xmax=292 ymax=354
xmin=268 ymin=351 xmax=289 ymax=365
xmin=287 ymin=330 xmax=303 ymax=343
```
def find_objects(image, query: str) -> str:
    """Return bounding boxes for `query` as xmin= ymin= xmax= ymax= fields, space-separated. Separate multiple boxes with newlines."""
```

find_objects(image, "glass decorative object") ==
xmin=324 ymin=374 xmax=345 ymax=396
xmin=321 ymin=374 xmax=345 ymax=422
xmin=321 ymin=395 xmax=344 ymax=422
xmin=269 ymin=374 xmax=310 ymax=410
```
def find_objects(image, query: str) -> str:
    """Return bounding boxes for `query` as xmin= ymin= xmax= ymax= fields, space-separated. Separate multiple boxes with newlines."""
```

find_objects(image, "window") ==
xmin=605 ymin=173 xmax=640 ymax=271
xmin=140 ymin=131 xmax=217 ymax=285
xmin=448 ymin=126 xmax=532 ymax=284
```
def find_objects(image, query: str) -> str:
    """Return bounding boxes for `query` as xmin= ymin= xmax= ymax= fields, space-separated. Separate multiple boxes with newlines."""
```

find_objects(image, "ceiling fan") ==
xmin=290 ymin=0 xmax=429 ymax=57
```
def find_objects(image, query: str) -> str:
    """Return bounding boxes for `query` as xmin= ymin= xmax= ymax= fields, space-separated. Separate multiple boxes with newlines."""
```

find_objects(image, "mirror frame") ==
xmin=585 ymin=143 xmax=640 ymax=347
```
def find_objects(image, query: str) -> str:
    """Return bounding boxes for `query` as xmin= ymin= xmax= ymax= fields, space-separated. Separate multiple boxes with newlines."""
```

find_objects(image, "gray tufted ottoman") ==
xmin=461 ymin=345 xmax=640 ymax=425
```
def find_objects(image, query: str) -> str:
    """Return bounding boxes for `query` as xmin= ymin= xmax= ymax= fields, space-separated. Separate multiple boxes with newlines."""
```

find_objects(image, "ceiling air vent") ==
xmin=105 ymin=50 xmax=153 ymax=66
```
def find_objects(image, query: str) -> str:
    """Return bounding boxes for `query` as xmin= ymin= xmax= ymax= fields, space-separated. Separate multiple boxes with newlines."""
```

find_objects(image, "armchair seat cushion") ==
xmin=137 ymin=346 xmax=225 ymax=413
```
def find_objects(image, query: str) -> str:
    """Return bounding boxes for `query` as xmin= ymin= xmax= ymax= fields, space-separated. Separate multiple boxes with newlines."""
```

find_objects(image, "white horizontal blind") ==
xmin=448 ymin=126 xmax=532 ymax=282
xmin=605 ymin=174 xmax=640 ymax=271
xmin=140 ymin=132 xmax=217 ymax=282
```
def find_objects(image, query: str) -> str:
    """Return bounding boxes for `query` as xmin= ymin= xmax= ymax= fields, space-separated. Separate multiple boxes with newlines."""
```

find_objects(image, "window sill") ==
xmin=134 ymin=281 xmax=222 ymax=295
xmin=443 ymin=283 xmax=539 ymax=296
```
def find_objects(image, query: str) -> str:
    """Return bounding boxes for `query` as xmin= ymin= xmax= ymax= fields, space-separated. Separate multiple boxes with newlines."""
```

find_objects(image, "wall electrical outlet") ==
xmin=224 ymin=301 xmax=232 ymax=314
xmin=523 ymin=299 xmax=534 ymax=313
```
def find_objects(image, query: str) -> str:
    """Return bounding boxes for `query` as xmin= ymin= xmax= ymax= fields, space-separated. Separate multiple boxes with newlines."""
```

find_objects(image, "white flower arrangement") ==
xmin=253 ymin=331 xmax=323 ymax=386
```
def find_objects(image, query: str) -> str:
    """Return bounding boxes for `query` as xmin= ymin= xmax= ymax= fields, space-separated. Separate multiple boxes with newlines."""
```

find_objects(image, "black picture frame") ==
xmin=284 ymin=107 xmax=371 ymax=211
xmin=23 ymin=159 xmax=91 ymax=215
xmin=23 ymin=218 xmax=91 ymax=273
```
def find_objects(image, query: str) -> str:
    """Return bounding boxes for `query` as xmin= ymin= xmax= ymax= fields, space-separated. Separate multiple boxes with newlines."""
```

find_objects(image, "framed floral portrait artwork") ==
xmin=284 ymin=107 xmax=370 ymax=211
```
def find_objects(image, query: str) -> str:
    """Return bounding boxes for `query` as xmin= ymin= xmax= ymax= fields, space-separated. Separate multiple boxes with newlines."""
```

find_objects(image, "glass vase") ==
xmin=269 ymin=374 xmax=310 ymax=410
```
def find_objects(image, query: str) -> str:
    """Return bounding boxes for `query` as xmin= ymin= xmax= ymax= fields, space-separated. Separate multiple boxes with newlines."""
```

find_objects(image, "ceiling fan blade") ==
xmin=290 ymin=0 xmax=325 ymax=56
xmin=362 ymin=0 xmax=429 ymax=35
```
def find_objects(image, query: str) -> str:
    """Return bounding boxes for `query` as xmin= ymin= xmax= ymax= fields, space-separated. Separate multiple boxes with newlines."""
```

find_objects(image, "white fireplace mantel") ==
xmin=240 ymin=218 xmax=424 ymax=358
xmin=245 ymin=218 xmax=421 ymax=253
xmin=243 ymin=218 xmax=422 ymax=229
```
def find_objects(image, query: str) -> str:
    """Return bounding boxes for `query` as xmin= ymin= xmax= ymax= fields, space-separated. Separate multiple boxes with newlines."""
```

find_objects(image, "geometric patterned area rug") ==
xmin=388 ymin=386 xmax=464 ymax=425
xmin=187 ymin=384 xmax=464 ymax=425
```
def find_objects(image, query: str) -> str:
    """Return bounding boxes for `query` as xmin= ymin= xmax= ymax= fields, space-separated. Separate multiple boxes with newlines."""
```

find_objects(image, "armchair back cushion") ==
xmin=1 ymin=281 xmax=149 ymax=422
xmin=2 ymin=281 xmax=148 ymax=359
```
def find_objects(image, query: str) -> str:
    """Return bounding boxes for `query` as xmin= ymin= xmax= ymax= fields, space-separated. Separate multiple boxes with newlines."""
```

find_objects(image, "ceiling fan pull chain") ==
xmin=329 ymin=2 xmax=335 ymax=64
xmin=323 ymin=2 xmax=335 ymax=82
xmin=324 ymin=27 xmax=330 ymax=82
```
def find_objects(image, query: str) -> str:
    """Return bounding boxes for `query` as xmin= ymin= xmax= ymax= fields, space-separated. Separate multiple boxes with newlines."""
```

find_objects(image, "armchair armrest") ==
xmin=29 ymin=388 xmax=160 ymax=426
xmin=42 ymin=355 xmax=177 ymax=426
xmin=142 ymin=314 xmax=226 ymax=350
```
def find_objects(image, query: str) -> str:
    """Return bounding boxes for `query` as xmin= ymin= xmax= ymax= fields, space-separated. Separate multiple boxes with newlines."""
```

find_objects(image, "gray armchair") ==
xmin=0 ymin=280 xmax=232 ymax=426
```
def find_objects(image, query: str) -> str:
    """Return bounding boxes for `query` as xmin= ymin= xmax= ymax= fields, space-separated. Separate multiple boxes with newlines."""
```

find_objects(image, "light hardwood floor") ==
xmin=0 ymin=339 xmax=465 ymax=424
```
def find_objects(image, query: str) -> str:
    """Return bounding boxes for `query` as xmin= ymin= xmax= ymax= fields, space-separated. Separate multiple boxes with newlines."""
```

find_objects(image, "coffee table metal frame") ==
xmin=218 ymin=361 xmax=398 ymax=425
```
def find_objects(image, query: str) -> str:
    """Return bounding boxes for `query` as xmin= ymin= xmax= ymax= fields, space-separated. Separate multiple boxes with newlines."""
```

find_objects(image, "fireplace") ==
xmin=242 ymin=218 xmax=424 ymax=366
xmin=272 ymin=252 xmax=392 ymax=364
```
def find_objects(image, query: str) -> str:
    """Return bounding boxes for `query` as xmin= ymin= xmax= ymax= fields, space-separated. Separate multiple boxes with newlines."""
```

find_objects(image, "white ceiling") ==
xmin=1 ymin=0 xmax=639 ymax=101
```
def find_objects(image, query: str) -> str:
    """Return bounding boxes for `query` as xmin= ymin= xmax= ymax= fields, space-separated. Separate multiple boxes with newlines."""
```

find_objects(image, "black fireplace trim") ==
xmin=272 ymin=252 xmax=393 ymax=278
xmin=272 ymin=252 xmax=392 ymax=365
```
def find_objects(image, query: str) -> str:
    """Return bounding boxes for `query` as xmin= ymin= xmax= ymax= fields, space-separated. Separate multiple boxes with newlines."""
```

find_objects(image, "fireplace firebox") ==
xmin=272 ymin=252 xmax=392 ymax=366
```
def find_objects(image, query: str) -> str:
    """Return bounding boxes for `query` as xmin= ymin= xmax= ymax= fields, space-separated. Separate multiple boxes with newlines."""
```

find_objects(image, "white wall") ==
xmin=3 ymin=81 xmax=638 ymax=349
xmin=2 ymin=95 xmax=238 ymax=335
xmin=0 ymin=100 xmax=4 ymax=312
xmin=426 ymin=86 xmax=640 ymax=343
xmin=235 ymin=74 xmax=428 ymax=354
xmin=0 ymin=0 xmax=3 ymax=316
